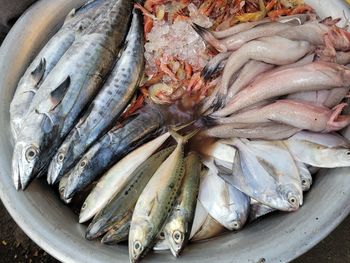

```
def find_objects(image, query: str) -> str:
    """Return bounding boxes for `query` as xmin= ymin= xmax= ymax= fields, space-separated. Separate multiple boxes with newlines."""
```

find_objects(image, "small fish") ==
xmin=63 ymin=107 xmax=165 ymax=200
xmin=48 ymin=8 xmax=145 ymax=184
xmin=79 ymin=133 xmax=171 ymax=224
xmin=58 ymin=173 xmax=72 ymax=204
xmin=284 ymin=131 xmax=350 ymax=168
xmin=129 ymin=129 xmax=197 ymax=263
xmin=221 ymin=139 xmax=302 ymax=211
xmin=200 ymin=159 xmax=250 ymax=230
xmin=162 ymin=152 xmax=201 ymax=257
xmin=295 ymin=161 xmax=312 ymax=191
xmin=101 ymin=219 xmax=131 ymax=245
xmin=9 ymin=0 xmax=106 ymax=140
xmin=84 ymin=145 xmax=175 ymax=239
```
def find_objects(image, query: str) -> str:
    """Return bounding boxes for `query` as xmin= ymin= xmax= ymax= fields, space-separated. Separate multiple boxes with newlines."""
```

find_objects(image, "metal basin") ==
xmin=0 ymin=0 xmax=349 ymax=262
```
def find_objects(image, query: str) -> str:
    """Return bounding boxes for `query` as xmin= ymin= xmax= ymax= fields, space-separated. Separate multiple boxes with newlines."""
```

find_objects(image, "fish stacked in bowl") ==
xmin=9 ymin=0 xmax=350 ymax=262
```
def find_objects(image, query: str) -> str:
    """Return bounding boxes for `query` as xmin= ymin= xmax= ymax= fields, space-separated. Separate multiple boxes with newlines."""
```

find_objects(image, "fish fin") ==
xmin=35 ymin=109 xmax=55 ymax=133
xmin=201 ymin=63 xmax=219 ymax=81
xmin=50 ymin=76 xmax=71 ymax=111
xmin=30 ymin=58 xmax=46 ymax=86
xmin=169 ymin=129 xmax=199 ymax=144
xmin=67 ymin=8 xmax=76 ymax=19
xmin=191 ymin=23 xmax=227 ymax=53
xmin=169 ymin=120 xmax=196 ymax=132
xmin=76 ymin=102 xmax=95 ymax=128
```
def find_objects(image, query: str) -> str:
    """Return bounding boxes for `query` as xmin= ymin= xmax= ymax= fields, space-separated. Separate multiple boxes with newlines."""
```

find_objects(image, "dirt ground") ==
xmin=0 ymin=200 xmax=349 ymax=263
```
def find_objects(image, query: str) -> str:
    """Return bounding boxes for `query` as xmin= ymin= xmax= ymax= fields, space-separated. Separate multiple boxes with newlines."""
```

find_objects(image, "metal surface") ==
xmin=0 ymin=0 xmax=349 ymax=262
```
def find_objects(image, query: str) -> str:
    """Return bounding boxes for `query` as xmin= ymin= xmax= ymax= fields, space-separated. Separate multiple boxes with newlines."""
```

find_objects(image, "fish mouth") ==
xmin=63 ymin=170 xmax=78 ymax=200
xmin=47 ymin=158 xmax=62 ymax=185
xmin=12 ymin=143 xmax=37 ymax=190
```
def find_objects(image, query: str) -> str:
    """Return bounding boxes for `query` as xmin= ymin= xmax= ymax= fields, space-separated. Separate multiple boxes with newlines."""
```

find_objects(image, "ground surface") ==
xmin=0 ymin=200 xmax=349 ymax=263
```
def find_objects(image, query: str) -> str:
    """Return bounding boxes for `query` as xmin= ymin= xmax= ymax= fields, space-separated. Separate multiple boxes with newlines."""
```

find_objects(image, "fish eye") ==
xmin=59 ymin=187 xmax=65 ymax=193
xmin=288 ymin=196 xmax=298 ymax=206
xmin=80 ymin=159 xmax=87 ymax=168
xmin=25 ymin=146 xmax=38 ymax=161
xmin=301 ymin=179 xmax=307 ymax=186
xmin=346 ymin=151 xmax=350 ymax=156
xmin=232 ymin=221 xmax=241 ymax=230
xmin=57 ymin=153 xmax=65 ymax=162
xmin=133 ymin=241 xmax=143 ymax=254
xmin=172 ymin=230 xmax=183 ymax=244
xmin=81 ymin=202 xmax=87 ymax=210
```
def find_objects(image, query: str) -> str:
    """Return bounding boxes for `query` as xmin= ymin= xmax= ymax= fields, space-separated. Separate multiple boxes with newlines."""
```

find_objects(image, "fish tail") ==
xmin=190 ymin=23 xmax=227 ymax=53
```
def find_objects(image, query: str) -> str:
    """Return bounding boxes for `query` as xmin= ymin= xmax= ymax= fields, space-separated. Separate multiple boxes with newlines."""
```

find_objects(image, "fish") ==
xmin=295 ymin=161 xmax=312 ymax=192
xmin=213 ymin=36 xmax=314 ymax=106
xmin=212 ymin=100 xmax=350 ymax=133
xmin=101 ymin=219 xmax=131 ymax=245
xmin=197 ymin=140 xmax=236 ymax=165
xmin=200 ymin=159 xmax=250 ymax=230
xmin=9 ymin=0 xmax=107 ymax=140
xmin=58 ymin=173 xmax=72 ymax=204
xmin=284 ymin=131 xmax=350 ymax=168
xmin=221 ymin=139 xmax=302 ymax=211
xmin=63 ymin=106 xmax=165 ymax=200
xmin=128 ymin=129 xmax=197 ymax=263
xmin=48 ymin=8 xmax=145 ymax=185
xmin=201 ymin=123 xmax=300 ymax=140
xmin=79 ymin=133 xmax=171 ymax=224
xmin=84 ymin=145 xmax=175 ymax=239
xmin=162 ymin=152 xmax=201 ymax=257
xmin=201 ymin=52 xmax=231 ymax=80
xmin=12 ymin=0 xmax=133 ymax=190
xmin=212 ymin=62 xmax=350 ymax=117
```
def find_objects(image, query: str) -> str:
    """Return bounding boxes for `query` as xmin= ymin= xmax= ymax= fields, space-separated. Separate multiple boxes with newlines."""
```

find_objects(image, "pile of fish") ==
xmin=8 ymin=0 xmax=350 ymax=262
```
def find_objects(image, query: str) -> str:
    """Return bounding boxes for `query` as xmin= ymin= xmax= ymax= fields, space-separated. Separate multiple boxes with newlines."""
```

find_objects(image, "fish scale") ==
xmin=48 ymin=9 xmax=144 ymax=184
xmin=12 ymin=0 xmax=133 ymax=190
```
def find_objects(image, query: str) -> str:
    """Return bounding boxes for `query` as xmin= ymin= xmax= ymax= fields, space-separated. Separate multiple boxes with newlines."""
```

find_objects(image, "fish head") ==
xmin=129 ymin=218 xmax=153 ymax=263
xmin=300 ymin=176 xmax=312 ymax=191
xmin=164 ymin=214 xmax=186 ymax=257
xmin=79 ymin=195 xmax=95 ymax=223
xmin=277 ymin=184 xmax=303 ymax=211
xmin=48 ymin=145 xmax=70 ymax=185
xmin=63 ymin=149 xmax=96 ymax=199
xmin=331 ymin=148 xmax=350 ymax=166
xmin=85 ymin=217 xmax=108 ymax=240
xmin=12 ymin=141 xmax=40 ymax=190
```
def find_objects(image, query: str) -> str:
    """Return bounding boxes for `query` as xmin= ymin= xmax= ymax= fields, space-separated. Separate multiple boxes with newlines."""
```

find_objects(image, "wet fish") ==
xmin=9 ymin=0 xmax=106 ymax=140
xmin=48 ymin=8 xmax=145 ymax=185
xmin=221 ymin=139 xmax=302 ymax=211
xmin=12 ymin=0 xmax=133 ymax=190
xmin=128 ymin=129 xmax=197 ymax=263
xmin=63 ymin=107 xmax=165 ymax=200
xmin=197 ymin=140 xmax=236 ymax=164
xmin=191 ymin=215 xmax=226 ymax=242
xmin=284 ymin=131 xmax=350 ymax=168
xmin=80 ymin=133 xmax=171 ymax=224
xmin=162 ymin=153 xmax=201 ymax=257
xmin=200 ymin=159 xmax=250 ymax=230
xmin=101 ymin=219 xmax=131 ymax=245
xmin=84 ymin=146 xmax=175 ymax=239
xmin=295 ymin=161 xmax=312 ymax=192
xmin=58 ymin=173 xmax=72 ymax=204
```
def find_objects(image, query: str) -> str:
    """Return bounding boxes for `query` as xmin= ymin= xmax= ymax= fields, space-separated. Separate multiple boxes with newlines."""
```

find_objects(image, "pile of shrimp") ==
xmin=136 ymin=0 xmax=314 ymax=105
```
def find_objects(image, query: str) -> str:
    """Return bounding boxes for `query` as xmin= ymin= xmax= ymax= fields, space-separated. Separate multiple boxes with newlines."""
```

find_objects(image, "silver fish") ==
xmin=284 ymin=131 xmax=350 ymax=168
xmin=101 ymin=219 xmax=131 ymax=245
xmin=163 ymin=152 xmax=201 ymax=257
xmin=9 ymin=0 xmax=106 ymax=140
xmin=295 ymin=161 xmax=312 ymax=192
xmin=221 ymin=139 xmax=302 ymax=211
xmin=63 ymin=107 xmax=165 ymax=199
xmin=48 ymin=8 xmax=144 ymax=185
xmin=85 ymin=146 xmax=175 ymax=240
xmin=200 ymin=158 xmax=250 ymax=230
xmin=128 ymin=129 xmax=197 ymax=262
xmin=12 ymin=0 xmax=133 ymax=190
